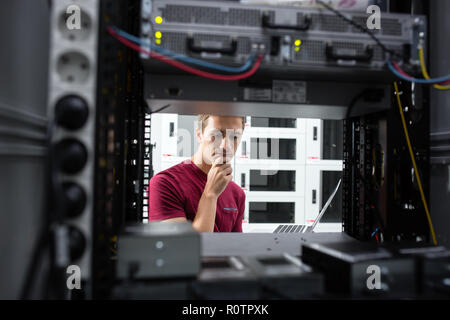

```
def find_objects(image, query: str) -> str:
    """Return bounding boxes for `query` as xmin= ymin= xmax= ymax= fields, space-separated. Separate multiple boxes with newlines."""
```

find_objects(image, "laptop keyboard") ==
xmin=273 ymin=224 xmax=307 ymax=233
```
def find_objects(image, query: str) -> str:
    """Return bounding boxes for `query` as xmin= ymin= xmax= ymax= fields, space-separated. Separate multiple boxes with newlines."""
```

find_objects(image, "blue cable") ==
xmin=386 ymin=61 xmax=450 ymax=84
xmin=112 ymin=26 xmax=256 ymax=73
xmin=371 ymin=227 xmax=379 ymax=238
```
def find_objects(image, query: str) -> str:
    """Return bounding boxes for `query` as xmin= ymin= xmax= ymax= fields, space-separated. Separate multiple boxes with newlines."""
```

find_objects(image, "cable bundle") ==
xmin=316 ymin=0 xmax=450 ymax=90
xmin=106 ymin=26 xmax=263 ymax=81
xmin=388 ymin=60 xmax=450 ymax=88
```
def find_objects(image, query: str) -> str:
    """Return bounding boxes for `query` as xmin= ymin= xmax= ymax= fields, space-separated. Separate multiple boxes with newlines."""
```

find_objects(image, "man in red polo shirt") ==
xmin=148 ymin=114 xmax=246 ymax=232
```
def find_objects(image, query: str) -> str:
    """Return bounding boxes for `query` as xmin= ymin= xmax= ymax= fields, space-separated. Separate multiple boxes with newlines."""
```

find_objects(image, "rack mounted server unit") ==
xmin=140 ymin=0 xmax=425 ymax=79
xmin=139 ymin=0 xmax=421 ymax=119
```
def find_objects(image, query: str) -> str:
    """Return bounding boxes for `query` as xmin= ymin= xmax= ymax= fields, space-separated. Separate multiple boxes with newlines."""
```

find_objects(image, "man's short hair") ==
xmin=198 ymin=114 xmax=246 ymax=133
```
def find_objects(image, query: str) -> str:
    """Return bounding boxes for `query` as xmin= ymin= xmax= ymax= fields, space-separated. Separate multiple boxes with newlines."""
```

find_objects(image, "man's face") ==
xmin=197 ymin=116 xmax=244 ymax=165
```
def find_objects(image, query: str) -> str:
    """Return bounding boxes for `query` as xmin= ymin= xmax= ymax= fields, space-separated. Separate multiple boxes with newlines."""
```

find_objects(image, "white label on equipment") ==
xmin=243 ymin=88 xmax=272 ymax=102
xmin=272 ymin=80 xmax=306 ymax=103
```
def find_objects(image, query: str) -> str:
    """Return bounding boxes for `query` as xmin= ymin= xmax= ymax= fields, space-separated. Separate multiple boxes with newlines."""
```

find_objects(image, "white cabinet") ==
xmin=234 ymin=163 xmax=305 ymax=223
xmin=235 ymin=131 xmax=306 ymax=166
xmin=244 ymin=195 xmax=305 ymax=226
xmin=306 ymin=118 xmax=322 ymax=162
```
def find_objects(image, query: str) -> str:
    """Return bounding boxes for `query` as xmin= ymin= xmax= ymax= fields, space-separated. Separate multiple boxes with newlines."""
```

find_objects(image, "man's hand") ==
xmin=204 ymin=155 xmax=233 ymax=198
xmin=191 ymin=155 xmax=233 ymax=232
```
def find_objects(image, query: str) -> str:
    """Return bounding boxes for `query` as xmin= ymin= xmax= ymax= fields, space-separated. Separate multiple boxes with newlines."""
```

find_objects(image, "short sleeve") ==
xmin=148 ymin=174 xmax=186 ymax=221
xmin=232 ymin=190 xmax=245 ymax=232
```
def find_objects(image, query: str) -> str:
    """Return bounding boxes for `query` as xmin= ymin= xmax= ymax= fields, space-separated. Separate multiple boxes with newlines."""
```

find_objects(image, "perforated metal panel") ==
xmin=162 ymin=5 xmax=226 ymax=25
xmin=310 ymin=13 xmax=349 ymax=32
xmin=161 ymin=5 xmax=262 ymax=26
xmin=381 ymin=18 xmax=402 ymax=36
xmin=161 ymin=32 xmax=187 ymax=54
xmin=237 ymin=37 xmax=252 ymax=55
xmin=229 ymin=8 xmax=261 ymax=26
xmin=294 ymin=40 xmax=324 ymax=63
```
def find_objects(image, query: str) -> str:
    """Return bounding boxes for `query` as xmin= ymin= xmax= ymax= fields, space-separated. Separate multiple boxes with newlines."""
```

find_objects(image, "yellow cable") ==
xmin=393 ymin=82 xmax=437 ymax=245
xmin=418 ymin=48 xmax=450 ymax=90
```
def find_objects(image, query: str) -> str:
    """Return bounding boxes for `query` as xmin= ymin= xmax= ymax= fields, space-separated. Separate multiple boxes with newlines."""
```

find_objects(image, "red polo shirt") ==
xmin=148 ymin=159 xmax=245 ymax=232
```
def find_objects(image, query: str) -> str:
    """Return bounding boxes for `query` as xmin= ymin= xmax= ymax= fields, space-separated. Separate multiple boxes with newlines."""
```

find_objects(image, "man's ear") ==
xmin=195 ymin=128 xmax=202 ymax=144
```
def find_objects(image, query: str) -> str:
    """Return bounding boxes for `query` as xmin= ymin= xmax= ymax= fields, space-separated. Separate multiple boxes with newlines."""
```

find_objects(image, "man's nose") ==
xmin=219 ymin=137 xmax=228 ymax=150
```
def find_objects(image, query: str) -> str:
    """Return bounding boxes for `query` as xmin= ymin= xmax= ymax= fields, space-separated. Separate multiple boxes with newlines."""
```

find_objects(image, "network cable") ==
xmin=390 ymin=61 xmax=450 ymax=85
xmin=371 ymin=227 xmax=379 ymax=238
xmin=393 ymin=82 xmax=437 ymax=246
xmin=387 ymin=61 xmax=450 ymax=85
xmin=107 ymin=26 xmax=263 ymax=81
xmin=418 ymin=48 xmax=450 ymax=90
xmin=110 ymin=26 xmax=257 ymax=74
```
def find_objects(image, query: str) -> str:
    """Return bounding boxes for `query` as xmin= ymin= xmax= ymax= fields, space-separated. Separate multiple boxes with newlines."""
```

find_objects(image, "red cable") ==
xmin=110 ymin=27 xmax=450 ymax=86
xmin=392 ymin=62 xmax=412 ymax=78
xmin=392 ymin=62 xmax=450 ymax=85
xmin=107 ymin=27 xmax=263 ymax=81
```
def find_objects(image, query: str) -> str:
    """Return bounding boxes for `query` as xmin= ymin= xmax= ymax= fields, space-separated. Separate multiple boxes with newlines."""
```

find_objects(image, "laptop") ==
xmin=242 ymin=179 xmax=342 ymax=234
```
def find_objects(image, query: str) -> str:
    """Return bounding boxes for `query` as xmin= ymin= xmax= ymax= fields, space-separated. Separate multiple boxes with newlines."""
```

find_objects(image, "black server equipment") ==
xmin=302 ymin=241 xmax=417 ymax=298
xmin=342 ymin=82 xmax=430 ymax=242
